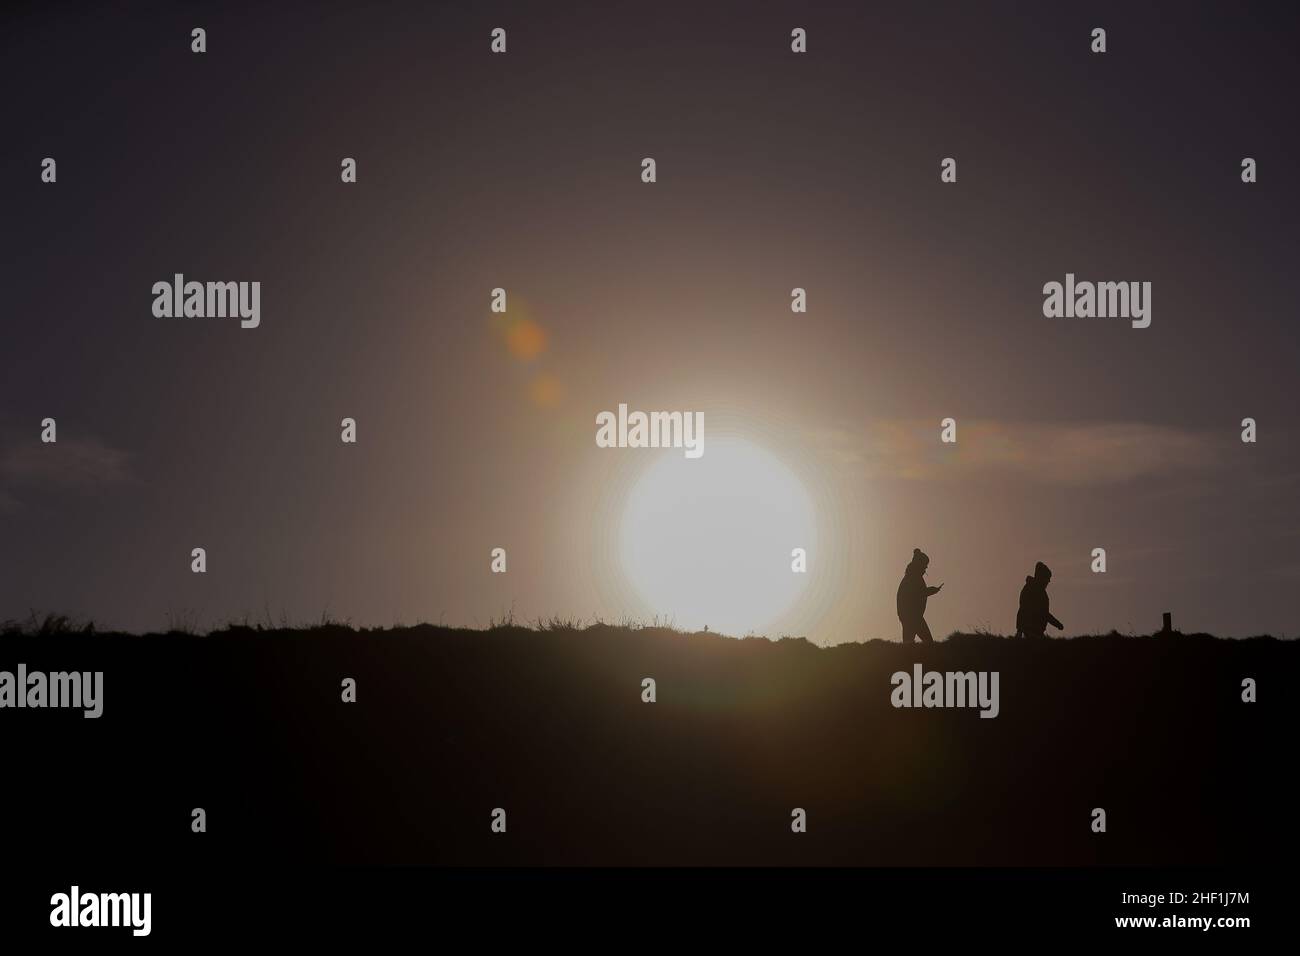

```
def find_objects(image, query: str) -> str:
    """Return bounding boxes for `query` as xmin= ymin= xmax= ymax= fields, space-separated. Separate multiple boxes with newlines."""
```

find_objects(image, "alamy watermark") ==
xmin=0 ymin=664 xmax=103 ymax=717
xmin=891 ymin=664 xmax=999 ymax=718
xmin=152 ymin=274 xmax=260 ymax=328
xmin=595 ymin=403 xmax=704 ymax=458
xmin=50 ymin=886 xmax=150 ymax=936
xmin=1042 ymin=273 xmax=1151 ymax=328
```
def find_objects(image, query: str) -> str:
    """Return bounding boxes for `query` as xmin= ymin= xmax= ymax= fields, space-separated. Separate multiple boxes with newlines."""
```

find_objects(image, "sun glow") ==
xmin=618 ymin=437 xmax=817 ymax=637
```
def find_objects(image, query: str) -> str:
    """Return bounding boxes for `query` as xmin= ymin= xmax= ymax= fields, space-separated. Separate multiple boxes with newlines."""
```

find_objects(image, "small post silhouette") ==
xmin=1161 ymin=612 xmax=1172 ymax=635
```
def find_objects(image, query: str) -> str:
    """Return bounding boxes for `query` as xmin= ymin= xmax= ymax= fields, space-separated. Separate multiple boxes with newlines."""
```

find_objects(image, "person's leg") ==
xmin=901 ymin=622 xmax=915 ymax=644
xmin=916 ymin=619 xmax=934 ymax=644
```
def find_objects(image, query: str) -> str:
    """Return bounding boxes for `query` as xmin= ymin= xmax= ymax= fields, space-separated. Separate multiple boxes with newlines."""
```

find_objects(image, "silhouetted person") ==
xmin=897 ymin=548 xmax=943 ymax=644
xmin=1015 ymin=561 xmax=1063 ymax=639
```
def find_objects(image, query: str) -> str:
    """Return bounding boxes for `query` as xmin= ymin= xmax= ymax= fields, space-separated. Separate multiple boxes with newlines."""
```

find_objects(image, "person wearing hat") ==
xmin=1014 ymin=561 xmax=1064 ymax=639
xmin=896 ymin=548 xmax=943 ymax=644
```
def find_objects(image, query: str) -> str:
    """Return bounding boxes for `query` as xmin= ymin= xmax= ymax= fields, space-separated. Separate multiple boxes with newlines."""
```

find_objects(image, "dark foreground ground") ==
xmin=2 ymin=623 xmax=1295 ymax=866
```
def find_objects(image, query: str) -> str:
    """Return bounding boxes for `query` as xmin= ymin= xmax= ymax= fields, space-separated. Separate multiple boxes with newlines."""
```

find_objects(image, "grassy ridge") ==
xmin=3 ymin=622 xmax=1295 ymax=865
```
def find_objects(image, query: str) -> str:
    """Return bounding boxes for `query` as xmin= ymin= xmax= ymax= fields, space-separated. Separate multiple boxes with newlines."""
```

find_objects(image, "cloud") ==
xmin=0 ymin=437 xmax=131 ymax=490
xmin=804 ymin=424 xmax=869 ymax=465
xmin=821 ymin=419 xmax=1220 ymax=486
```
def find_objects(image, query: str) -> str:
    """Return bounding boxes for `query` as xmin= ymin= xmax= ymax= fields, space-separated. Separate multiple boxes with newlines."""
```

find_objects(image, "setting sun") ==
xmin=618 ymin=437 xmax=817 ymax=636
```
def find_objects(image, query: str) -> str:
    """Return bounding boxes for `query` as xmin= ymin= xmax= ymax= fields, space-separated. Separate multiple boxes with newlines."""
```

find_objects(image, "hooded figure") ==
xmin=896 ymin=548 xmax=943 ymax=644
xmin=1015 ymin=561 xmax=1063 ymax=639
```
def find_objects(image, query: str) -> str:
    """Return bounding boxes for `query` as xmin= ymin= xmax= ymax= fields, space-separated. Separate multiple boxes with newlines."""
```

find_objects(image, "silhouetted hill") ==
xmin=3 ymin=622 xmax=1295 ymax=865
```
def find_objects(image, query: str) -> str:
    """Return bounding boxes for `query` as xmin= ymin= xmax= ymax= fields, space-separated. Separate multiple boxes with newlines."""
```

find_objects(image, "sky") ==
xmin=2 ymin=1 xmax=1298 ymax=640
